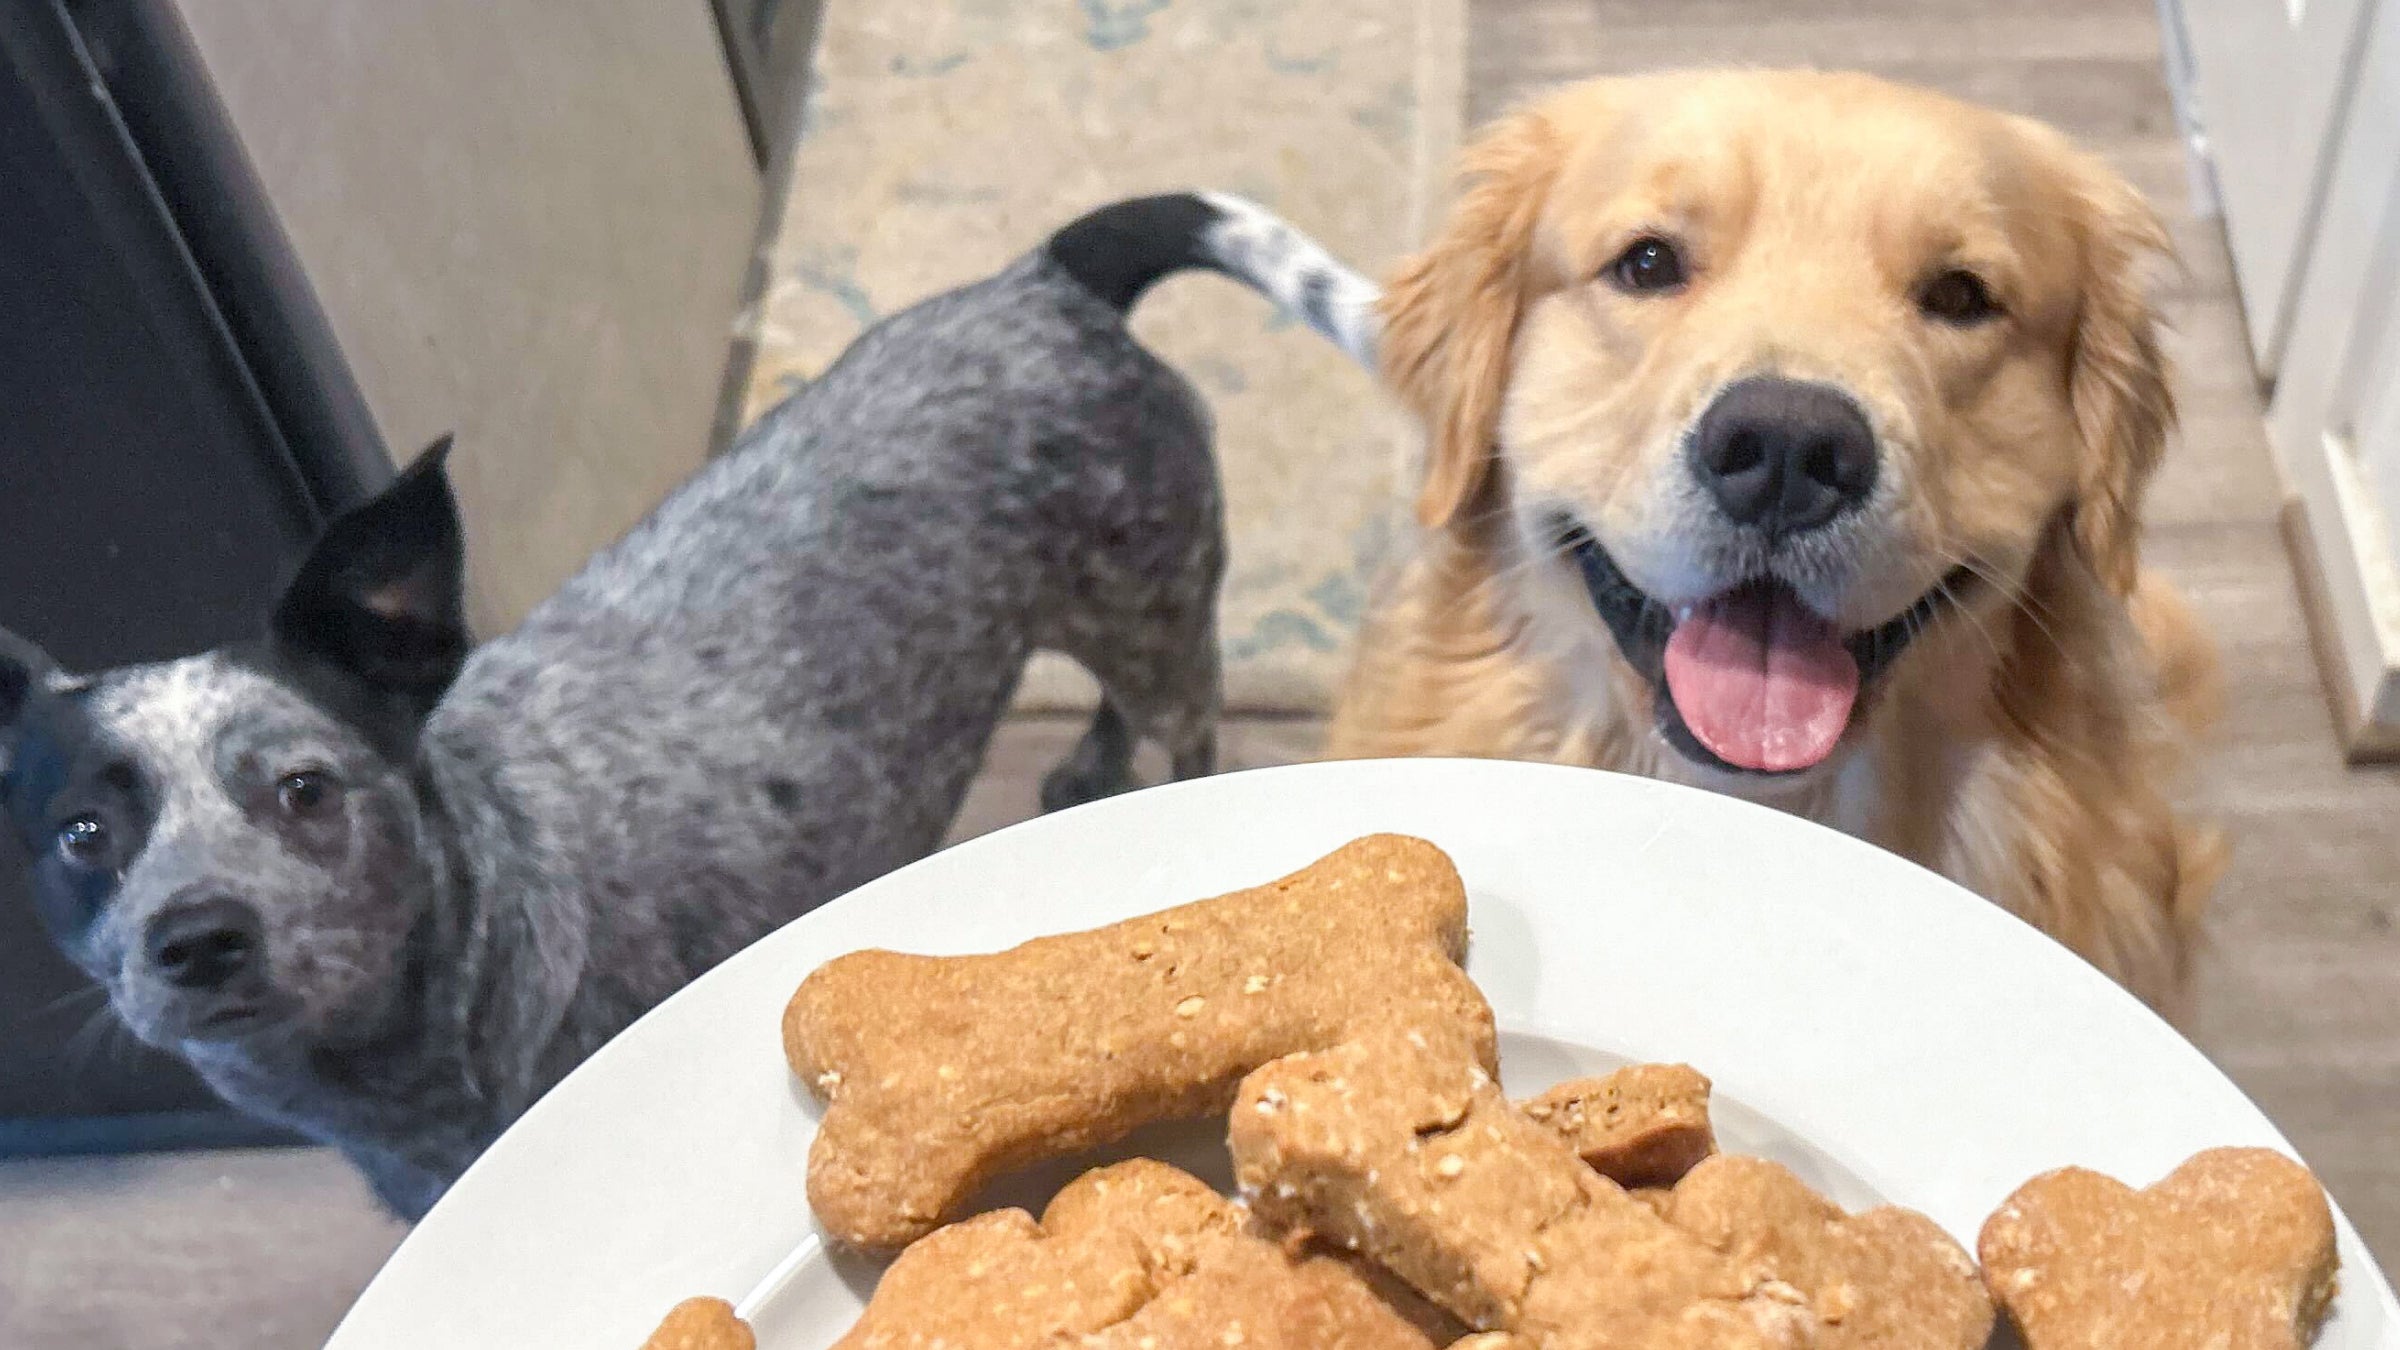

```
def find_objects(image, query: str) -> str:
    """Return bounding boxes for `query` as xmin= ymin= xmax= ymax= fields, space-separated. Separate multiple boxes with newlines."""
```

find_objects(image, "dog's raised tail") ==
xmin=1043 ymin=192 xmax=1379 ymax=368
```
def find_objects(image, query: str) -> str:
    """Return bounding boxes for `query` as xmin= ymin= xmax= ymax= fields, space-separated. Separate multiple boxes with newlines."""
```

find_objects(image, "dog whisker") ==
xmin=1909 ymin=539 xmax=2008 ymax=667
xmin=1398 ymin=511 xmax=1589 ymax=636
xmin=1938 ymin=576 xmax=2007 ymax=667
xmin=64 ymin=1002 xmax=136 ymax=1075
xmin=1951 ymin=553 xmax=2074 ymax=665
xmin=28 ymin=983 xmax=109 ymax=1020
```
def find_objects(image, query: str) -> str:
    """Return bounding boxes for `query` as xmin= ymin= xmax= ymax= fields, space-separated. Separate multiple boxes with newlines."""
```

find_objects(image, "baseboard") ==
xmin=0 ymin=1109 xmax=303 ymax=1158
xmin=2279 ymin=472 xmax=2400 ymax=762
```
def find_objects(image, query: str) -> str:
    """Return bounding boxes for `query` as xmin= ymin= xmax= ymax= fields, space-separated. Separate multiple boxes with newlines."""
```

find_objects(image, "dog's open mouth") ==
xmin=1561 ymin=524 xmax=1971 ymax=777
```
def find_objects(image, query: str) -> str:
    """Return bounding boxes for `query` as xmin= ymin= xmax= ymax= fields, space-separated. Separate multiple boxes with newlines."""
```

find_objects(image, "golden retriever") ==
xmin=1328 ymin=70 xmax=2222 ymax=1011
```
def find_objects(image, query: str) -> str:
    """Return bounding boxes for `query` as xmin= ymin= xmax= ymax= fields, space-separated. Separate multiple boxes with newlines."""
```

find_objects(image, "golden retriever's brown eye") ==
xmin=1919 ymin=269 xmax=2002 ymax=324
xmin=1605 ymin=237 xmax=1687 ymax=294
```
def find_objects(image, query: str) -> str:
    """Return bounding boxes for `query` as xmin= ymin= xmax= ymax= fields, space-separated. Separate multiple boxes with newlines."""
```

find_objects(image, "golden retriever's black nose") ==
xmin=145 ymin=898 xmax=263 ymax=990
xmin=1690 ymin=377 xmax=1878 ymax=537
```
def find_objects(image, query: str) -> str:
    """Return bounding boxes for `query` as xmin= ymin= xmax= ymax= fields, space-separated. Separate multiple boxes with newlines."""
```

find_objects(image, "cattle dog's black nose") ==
xmin=1689 ymin=376 xmax=1878 ymax=538
xmin=145 ymin=898 xmax=263 ymax=989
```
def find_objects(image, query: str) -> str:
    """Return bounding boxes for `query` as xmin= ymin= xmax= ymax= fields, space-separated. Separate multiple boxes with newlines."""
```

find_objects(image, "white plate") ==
xmin=327 ymin=759 xmax=2398 ymax=1347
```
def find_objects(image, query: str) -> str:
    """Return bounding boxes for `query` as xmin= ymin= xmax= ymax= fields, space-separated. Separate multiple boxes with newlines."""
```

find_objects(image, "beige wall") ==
xmin=174 ymin=0 xmax=761 ymax=630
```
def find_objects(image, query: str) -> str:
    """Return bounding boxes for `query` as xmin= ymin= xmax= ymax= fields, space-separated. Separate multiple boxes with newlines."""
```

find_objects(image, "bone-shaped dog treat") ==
xmin=639 ymin=1297 xmax=753 ymax=1350
xmin=1228 ymin=1029 xmax=1817 ymax=1349
xmin=832 ymin=1158 xmax=1444 ymax=1349
xmin=1630 ymin=1187 xmax=1677 ymax=1217
xmin=1978 ymin=1147 xmax=2339 ymax=1348
xmin=1519 ymin=1064 xmax=1716 ymax=1188
xmin=786 ymin=834 xmax=1496 ymax=1248
xmin=1664 ymin=1154 xmax=1992 ymax=1347
xmin=1342 ymin=1253 xmax=1477 ymax=1346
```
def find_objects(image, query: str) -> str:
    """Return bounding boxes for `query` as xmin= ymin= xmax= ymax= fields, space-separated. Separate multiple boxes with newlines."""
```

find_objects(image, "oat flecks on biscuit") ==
xmin=833 ymin=1158 xmax=1441 ymax=1349
xmin=1978 ymin=1146 xmax=2340 ymax=1349
xmin=640 ymin=1297 xmax=754 ymax=1350
xmin=1665 ymin=1154 xmax=1992 ymax=1347
xmin=1228 ymin=1030 xmax=1817 ymax=1349
xmin=1520 ymin=1064 xmax=1716 ymax=1188
xmin=786 ymin=834 xmax=1496 ymax=1248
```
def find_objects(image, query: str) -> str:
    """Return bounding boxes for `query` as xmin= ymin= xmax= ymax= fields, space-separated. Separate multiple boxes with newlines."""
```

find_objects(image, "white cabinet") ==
xmin=2178 ymin=0 xmax=2400 ymax=756
xmin=2264 ymin=0 xmax=2400 ymax=757
xmin=2172 ymin=0 xmax=2379 ymax=373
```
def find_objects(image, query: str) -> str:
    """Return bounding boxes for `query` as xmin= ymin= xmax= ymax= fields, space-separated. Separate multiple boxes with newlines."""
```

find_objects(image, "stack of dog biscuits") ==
xmin=637 ymin=835 xmax=2341 ymax=1348
xmin=1228 ymin=1029 xmax=1991 ymax=1348
xmin=828 ymin=1158 xmax=1455 ymax=1349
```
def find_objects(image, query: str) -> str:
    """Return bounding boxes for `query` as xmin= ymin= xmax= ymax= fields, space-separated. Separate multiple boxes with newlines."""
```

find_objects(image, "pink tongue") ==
xmin=1661 ymin=583 xmax=1860 ymax=772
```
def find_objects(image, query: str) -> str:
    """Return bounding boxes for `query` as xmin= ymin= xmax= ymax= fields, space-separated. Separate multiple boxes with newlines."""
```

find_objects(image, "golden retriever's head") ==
xmin=1382 ymin=70 xmax=2172 ymax=779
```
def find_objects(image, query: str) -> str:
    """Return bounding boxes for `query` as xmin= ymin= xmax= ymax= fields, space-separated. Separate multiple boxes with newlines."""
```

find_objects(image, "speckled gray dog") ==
xmin=0 ymin=194 xmax=1377 ymax=1217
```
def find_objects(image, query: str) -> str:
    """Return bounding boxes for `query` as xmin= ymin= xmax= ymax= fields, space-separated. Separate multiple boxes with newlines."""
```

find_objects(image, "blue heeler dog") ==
xmin=0 ymin=194 xmax=1377 ymax=1218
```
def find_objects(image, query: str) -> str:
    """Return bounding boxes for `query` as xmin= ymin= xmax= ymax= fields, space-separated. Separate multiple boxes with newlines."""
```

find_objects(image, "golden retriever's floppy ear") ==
xmin=2062 ymin=155 xmax=2176 ymax=595
xmin=1380 ymin=106 xmax=1562 ymax=529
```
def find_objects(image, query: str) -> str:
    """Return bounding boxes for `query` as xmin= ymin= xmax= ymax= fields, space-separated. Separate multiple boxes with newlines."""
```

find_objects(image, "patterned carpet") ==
xmin=737 ymin=0 xmax=1466 ymax=711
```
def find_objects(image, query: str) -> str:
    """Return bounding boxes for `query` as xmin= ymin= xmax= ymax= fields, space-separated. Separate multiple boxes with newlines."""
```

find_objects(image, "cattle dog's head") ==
xmin=0 ymin=442 xmax=469 ymax=1053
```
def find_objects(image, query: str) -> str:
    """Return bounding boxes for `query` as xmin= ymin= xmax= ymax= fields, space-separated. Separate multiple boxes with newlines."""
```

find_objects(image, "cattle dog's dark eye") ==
xmin=1918 ymin=268 xmax=2003 ymax=324
xmin=276 ymin=769 xmax=342 ymax=819
xmin=56 ymin=814 xmax=108 ymax=867
xmin=1605 ymin=236 xmax=1688 ymax=294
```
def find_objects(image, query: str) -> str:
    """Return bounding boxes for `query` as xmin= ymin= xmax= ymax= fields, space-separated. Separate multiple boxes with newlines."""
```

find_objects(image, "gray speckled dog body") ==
xmin=0 ymin=195 xmax=1377 ymax=1216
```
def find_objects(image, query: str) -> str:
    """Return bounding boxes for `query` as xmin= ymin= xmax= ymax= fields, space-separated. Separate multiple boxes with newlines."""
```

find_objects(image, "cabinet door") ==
xmin=0 ymin=1 xmax=318 ymax=1141
xmin=170 ymin=0 xmax=762 ymax=633
xmin=713 ymin=0 xmax=822 ymax=168
xmin=2174 ymin=0 xmax=2377 ymax=373
xmin=2266 ymin=0 xmax=2400 ymax=756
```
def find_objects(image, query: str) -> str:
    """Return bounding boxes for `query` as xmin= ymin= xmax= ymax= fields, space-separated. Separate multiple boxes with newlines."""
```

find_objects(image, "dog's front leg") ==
xmin=348 ymin=1145 xmax=453 ymax=1221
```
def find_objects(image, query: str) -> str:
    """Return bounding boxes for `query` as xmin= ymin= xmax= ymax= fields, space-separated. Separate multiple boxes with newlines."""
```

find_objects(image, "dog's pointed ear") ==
xmin=1380 ymin=103 xmax=1564 ymax=530
xmin=271 ymin=435 xmax=470 ymax=702
xmin=2062 ymin=155 xmax=2175 ymax=595
xmin=0 ymin=627 xmax=60 ymax=782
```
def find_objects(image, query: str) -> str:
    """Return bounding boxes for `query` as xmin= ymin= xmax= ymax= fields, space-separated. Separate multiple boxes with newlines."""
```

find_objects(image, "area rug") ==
xmin=738 ymin=0 xmax=1466 ymax=712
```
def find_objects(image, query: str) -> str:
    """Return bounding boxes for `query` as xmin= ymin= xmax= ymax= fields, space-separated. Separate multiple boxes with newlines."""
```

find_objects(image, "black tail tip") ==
xmin=1044 ymin=192 xmax=1224 ymax=311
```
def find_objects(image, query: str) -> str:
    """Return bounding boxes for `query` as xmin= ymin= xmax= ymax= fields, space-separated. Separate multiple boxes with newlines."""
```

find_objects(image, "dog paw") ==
xmin=1039 ymin=759 xmax=1131 ymax=813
